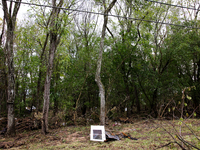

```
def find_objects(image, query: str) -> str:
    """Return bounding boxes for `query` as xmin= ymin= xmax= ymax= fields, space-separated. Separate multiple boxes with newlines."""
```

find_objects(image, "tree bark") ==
xmin=152 ymin=88 xmax=158 ymax=117
xmin=0 ymin=16 xmax=6 ymax=115
xmin=2 ymin=0 xmax=21 ymax=137
xmin=36 ymin=33 xmax=49 ymax=112
xmin=42 ymin=0 xmax=63 ymax=134
xmin=95 ymin=0 xmax=117 ymax=125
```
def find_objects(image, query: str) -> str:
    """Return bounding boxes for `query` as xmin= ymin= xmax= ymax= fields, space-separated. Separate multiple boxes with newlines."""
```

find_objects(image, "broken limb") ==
xmin=156 ymin=142 xmax=187 ymax=150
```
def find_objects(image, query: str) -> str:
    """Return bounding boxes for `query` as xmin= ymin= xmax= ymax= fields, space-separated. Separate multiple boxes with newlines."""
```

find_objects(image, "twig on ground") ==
xmin=156 ymin=141 xmax=186 ymax=150
xmin=176 ymin=134 xmax=200 ymax=150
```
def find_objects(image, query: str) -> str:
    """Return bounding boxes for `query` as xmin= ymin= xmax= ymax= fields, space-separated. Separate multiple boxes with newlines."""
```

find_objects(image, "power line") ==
xmin=5 ymin=0 xmax=200 ymax=30
xmin=145 ymin=0 xmax=200 ymax=11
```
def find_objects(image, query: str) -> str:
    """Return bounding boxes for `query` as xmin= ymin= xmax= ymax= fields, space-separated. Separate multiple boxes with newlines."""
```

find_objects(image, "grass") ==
xmin=0 ymin=118 xmax=199 ymax=150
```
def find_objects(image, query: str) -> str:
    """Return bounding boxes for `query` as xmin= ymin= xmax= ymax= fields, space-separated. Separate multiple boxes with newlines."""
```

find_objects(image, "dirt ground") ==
xmin=0 ymin=119 xmax=200 ymax=150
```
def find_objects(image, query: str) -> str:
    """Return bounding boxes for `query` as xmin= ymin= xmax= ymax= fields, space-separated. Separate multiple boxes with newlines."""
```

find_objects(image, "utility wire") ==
xmin=145 ymin=0 xmax=200 ymax=11
xmin=5 ymin=0 xmax=200 ymax=29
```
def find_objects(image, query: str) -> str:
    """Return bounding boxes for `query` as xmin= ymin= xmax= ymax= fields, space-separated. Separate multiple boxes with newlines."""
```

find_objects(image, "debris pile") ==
xmin=15 ymin=117 xmax=41 ymax=132
xmin=0 ymin=139 xmax=25 ymax=149
xmin=0 ymin=117 xmax=41 ymax=135
xmin=0 ymin=117 xmax=7 ymax=134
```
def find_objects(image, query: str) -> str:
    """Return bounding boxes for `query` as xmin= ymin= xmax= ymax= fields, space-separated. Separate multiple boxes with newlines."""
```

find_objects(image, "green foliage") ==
xmin=2 ymin=0 xmax=199 ymax=119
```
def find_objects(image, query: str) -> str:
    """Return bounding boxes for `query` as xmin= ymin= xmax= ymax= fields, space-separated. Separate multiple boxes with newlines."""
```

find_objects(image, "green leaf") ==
xmin=178 ymin=121 xmax=182 ymax=125
xmin=180 ymin=117 xmax=183 ymax=121
xmin=186 ymin=95 xmax=192 ymax=100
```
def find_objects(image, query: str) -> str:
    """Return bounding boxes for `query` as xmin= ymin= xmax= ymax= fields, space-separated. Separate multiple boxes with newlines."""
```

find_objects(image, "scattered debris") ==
xmin=105 ymin=131 xmax=120 ymax=141
xmin=0 ymin=117 xmax=41 ymax=134
xmin=104 ymin=131 xmax=137 ymax=142
xmin=118 ymin=117 xmax=130 ymax=123
xmin=121 ymin=132 xmax=138 ymax=140
xmin=90 ymin=125 xmax=137 ymax=142
xmin=113 ymin=122 xmax=121 ymax=126
xmin=0 ymin=137 xmax=25 ymax=149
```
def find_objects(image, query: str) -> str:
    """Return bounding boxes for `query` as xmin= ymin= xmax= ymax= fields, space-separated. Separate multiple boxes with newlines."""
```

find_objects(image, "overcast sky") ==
xmin=0 ymin=3 xmax=29 ymax=21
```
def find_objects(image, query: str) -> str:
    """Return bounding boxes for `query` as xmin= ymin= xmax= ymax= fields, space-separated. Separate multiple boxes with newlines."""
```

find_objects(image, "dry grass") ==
xmin=0 ymin=119 xmax=199 ymax=150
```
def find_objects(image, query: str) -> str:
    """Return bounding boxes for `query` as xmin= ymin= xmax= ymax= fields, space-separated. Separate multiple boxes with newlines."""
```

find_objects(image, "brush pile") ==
xmin=0 ymin=117 xmax=41 ymax=135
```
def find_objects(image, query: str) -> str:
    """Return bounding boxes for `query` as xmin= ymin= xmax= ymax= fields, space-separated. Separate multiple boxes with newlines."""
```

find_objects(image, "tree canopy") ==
xmin=0 ymin=0 xmax=200 ymax=135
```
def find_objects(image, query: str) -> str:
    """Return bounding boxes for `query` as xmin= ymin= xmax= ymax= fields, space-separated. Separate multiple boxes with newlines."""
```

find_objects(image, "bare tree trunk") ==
xmin=2 ymin=0 xmax=21 ymax=137
xmin=36 ymin=33 xmax=49 ymax=112
xmin=42 ymin=32 xmax=58 ymax=133
xmin=42 ymin=31 xmax=56 ymax=134
xmin=42 ymin=0 xmax=63 ymax=134
xmin=95 ymin=0 xmax=117 ymax=125
xmin=0 ymin=15 xmax=5 ymax=45
xmin=0 ymin=15 xmax=6 ymax=116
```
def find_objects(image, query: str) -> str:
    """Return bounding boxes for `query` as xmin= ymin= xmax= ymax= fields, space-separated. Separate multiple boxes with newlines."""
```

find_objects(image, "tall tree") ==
xmin=95 ymin=0 xmax=117 ymax=125
xmin=0 ymin=14 xmax=7 ymax=116
xmin=42 ymin=0 xmax=63 ymax=134
xmin=2 ymin=0 xmax=21 ymax=136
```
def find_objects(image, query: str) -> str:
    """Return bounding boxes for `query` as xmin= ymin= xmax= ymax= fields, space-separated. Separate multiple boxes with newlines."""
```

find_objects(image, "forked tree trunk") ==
xmin=42 ymin=0 xmax=63 ymax=134
xmin=95 ymin=0 xmax=117 ymax=125
xmin=2 ymin=0 xmax=21 ymax=137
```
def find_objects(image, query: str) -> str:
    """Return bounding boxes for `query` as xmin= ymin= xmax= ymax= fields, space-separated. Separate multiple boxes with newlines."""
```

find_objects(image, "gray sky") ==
xmin=0 ymin=3 xmax=29 ymax=21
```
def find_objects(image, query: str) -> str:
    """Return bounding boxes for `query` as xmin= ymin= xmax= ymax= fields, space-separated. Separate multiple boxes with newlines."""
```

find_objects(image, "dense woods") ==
xmin=0 ymin=0 xmax=200 ymax=136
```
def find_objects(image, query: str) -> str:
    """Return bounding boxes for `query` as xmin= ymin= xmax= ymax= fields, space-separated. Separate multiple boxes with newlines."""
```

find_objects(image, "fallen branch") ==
xmin=176 ymin=134 xmax=200 ymax=150
xmin=156 ymin=141 xmax=186 ymax=150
